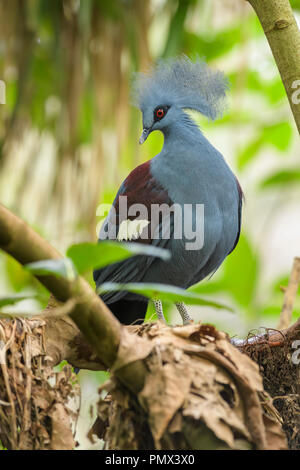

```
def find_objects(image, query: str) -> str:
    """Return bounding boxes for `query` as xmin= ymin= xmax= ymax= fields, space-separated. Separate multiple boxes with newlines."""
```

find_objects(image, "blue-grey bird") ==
xmin=94 ymin=57 xmax=243 ymax=325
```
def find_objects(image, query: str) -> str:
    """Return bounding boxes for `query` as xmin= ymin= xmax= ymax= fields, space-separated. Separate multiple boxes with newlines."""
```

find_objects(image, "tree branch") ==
xmin=0 ymin=204 xmax=148 ymax=394
xmin=248 ymin=0 xmax=300 ymax=133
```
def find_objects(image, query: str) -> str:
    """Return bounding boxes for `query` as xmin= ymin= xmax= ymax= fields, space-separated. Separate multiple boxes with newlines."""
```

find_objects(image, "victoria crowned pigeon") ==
xmin=94 ymin=57 xmax=243 ymax=325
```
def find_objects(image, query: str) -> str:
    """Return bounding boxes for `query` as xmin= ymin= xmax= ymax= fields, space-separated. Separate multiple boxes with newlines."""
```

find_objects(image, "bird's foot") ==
xmin=175 ymin=302 xmax=193 ymax=325
xmin=153 ymin=299 xmax=167 ymax=323
xmin=153 ymin=300 xmax=193 ymax=326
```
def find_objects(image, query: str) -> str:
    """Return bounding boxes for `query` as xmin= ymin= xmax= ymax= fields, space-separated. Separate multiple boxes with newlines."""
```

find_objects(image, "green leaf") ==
xmin=188 ymin=279 xmax=224 ymax=296
xmin=262 ymin=122 xmax=293 ymax=152
xmin=183 ymin=16 xmax=262 ymax=62
xmin=272 ymin=274 xmax=290 ymax=294
xmin=67 ymin=241 xmax=170 ymax=274
xmin=222 ymin=234 xmax=259 ymax=308
xmin=163 ymin=0 xmax=192 ymax=57
xmin=145 ymin=299 xmax=172 ymax=323
xmin=25 ymin=259 xmax=77 ymax=281
xmin=97 ymin=282 xmax=233 ymax=311
xmin=5 ymin=256 xmax=33 ymax=292
xmin=259 ymin=305 xmax=282 ymax=318
xmin=0 ymin=294 xmax=38 ymax=308
xmin=260 ymin=169 xmax=300 ymax=189
xmin=237 ymin=122 xmax=293 ymax=171
xmin=291 ymin=0 xmax=300 ymax=10
xmin=245 ymin=70 xmax=286 ymax=105
xmin=237 ymin=136 xmax=264 ymax=170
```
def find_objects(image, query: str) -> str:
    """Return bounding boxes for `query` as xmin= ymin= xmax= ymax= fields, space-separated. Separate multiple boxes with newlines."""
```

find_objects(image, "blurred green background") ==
xmin=0 ymin=0 xmax=299 ymax=448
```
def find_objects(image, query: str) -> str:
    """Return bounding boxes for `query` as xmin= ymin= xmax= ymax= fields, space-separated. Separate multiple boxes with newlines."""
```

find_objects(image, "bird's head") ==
xmin=132 ymin=56 xmax=229 ymax=144
xmin=139 ymin=103 xmax=180 ymax=144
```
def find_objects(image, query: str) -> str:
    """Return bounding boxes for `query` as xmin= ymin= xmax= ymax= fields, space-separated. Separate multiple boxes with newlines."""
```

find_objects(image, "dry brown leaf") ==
xmin=263 ymin=414 xmax=287 ymax=450
xmin=95 ymin=322 xmax=287 ymax=450
xmin=0 ymin=318 xmax=79 ymax=450
xmin=49 ymin=403 xmax=75 ymax=450
xmin=139 ymin=358 xmax=191 ymax=445
xmin=111 ymin=327 xmax=153 ymax=372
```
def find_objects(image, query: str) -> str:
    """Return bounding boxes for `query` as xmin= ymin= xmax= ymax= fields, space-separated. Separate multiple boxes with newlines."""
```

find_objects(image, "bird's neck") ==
xmin=162 ymin=114 xmax=203 ymax=150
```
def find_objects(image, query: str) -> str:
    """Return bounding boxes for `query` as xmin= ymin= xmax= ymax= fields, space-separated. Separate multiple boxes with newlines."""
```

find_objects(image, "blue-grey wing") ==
xmin=93 ymin=161 xmax=174 ymax=303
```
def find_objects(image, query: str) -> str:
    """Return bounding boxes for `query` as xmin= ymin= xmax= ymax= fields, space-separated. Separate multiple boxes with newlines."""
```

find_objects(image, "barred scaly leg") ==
xmin=153 ymin=299 xmax=166 ymax=323
xmin=175 ymin=302 xmax=192 ymax=325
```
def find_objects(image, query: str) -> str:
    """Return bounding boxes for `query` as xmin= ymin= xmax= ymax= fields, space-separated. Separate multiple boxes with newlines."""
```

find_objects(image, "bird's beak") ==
xmin=139 ymin=127 xmax=151 ymax=145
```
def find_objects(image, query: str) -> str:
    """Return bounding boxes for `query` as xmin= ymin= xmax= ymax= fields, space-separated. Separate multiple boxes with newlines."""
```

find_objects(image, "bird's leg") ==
xmin=153 ymin=299 xmax=166 ymax=323
xmin=175 ymin=302 xmax=192 ymax=325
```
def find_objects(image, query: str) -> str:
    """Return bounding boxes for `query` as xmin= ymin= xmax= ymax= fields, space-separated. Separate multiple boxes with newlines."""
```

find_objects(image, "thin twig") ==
xmin=22 ymin=321 xmax=32 ymax=434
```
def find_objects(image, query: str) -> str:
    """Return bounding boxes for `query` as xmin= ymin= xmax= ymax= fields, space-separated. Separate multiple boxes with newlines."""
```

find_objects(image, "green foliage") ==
xmin=78 ymin=85 xmax=94 ymax=144
xmin=232 ymin=70 xmax=287 ymax=105
xmin=0 ymin=439 xmax=7 ymax=450
xmin=163 ymin=0 xmax=193 ymax=57
xmin=5 ymin=256 xmax=33 ymax=292
xmin=25 ymin=258 xmax=78 ymax=281
xmin=97 ymin=282 xmax=233 ymax=310
xmin=0 ymin=294 xmax=41 ymax=308
xmin=290 ymin=0 xmax=300 ymax=10
xmin=184 ymin=27 xmax=243 ymax=62
xmin=259 ymin=169 xmax=300 ymax=189
xmin=238 ymin=122 xmax=293 ymax=170
xmin=222 ymin=235 xmax=259 ymax=308
xmin=67 ymin=241 xmax=170 ymax=274
xmin=24 ymin=241 xmax=170 ymax=281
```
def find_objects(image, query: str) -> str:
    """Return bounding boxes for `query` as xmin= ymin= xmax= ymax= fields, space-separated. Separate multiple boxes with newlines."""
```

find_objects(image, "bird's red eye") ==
xmin=156 ymin=108 xmax=164 ymax=119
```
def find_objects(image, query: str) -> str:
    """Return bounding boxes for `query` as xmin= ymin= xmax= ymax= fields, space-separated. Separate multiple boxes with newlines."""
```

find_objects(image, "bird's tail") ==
xmin=106 ymin=298 xmax=148 ymax=325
